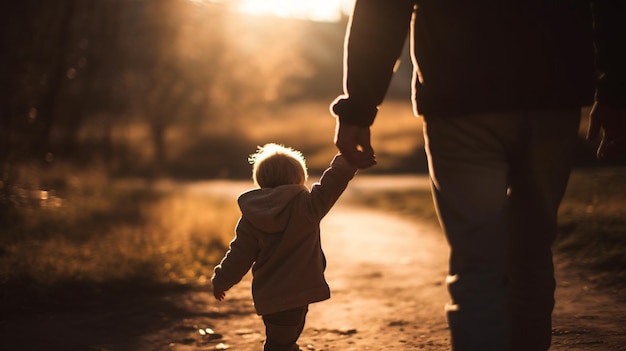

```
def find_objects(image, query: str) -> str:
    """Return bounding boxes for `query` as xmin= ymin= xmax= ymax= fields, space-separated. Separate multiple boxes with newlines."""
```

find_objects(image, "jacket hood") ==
xmin=237 ymin=184 xmax=309 ymax=233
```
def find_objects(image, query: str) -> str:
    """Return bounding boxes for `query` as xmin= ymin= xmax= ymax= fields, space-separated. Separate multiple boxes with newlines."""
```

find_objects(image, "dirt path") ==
xmin=164 ymin=176 xmax=626 ymax=351
xmin=302 ymin=205 xmax=451 ymax=350
xmin=3 ymin=177 xmax=625 ymax=351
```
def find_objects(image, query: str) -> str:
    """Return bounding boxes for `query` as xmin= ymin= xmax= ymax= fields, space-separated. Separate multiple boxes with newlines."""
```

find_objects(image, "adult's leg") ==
xmin=507 ymin=109 xmax=580 ymax=351
xmin=262 ymin=306 xmax=308 ymax=351
xmin=423 ymin=112 xmax=521 ymax=351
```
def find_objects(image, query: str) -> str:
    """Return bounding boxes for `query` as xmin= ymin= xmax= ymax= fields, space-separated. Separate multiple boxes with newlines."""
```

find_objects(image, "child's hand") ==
xmin=213 ymin=289 xmax=226 ymax=301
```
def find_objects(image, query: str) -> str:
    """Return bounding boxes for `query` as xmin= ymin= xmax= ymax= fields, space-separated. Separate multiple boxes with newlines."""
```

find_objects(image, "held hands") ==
xmin=586 ymin=102 xmax=626 ymax=161
xmin=334 ymin=121 xmax=377 ymax=169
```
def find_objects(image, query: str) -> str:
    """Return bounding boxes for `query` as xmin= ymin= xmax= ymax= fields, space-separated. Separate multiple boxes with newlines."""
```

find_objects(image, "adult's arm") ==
xmin=592 ymin=0 xmax=626 ymax=109
xmin=331 ymin=0 xmax=415 ymax=127
xmin=587 ymin=0 xmax=626 ymax=160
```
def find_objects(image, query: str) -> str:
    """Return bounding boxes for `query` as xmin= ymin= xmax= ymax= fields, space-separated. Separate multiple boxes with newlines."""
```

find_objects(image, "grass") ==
xmin=556 ymin=169 xmax=626 ymax=287
xmin=53 ymin=100 xmax=424 ymax=179
xmin=348 ymin=187 xmax=439 ymax=225
xmin=0 ymin=167 xmax=241 ymax=307
xmin=242 ymin=100 xmax=424 ymax=173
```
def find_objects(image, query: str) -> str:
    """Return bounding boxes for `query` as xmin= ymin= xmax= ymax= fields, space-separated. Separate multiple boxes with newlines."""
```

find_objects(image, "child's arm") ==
xmin=211 ymin=218 xmax=258 ymax=300
xmin=308 ymin=154 xmax=358 ymax=219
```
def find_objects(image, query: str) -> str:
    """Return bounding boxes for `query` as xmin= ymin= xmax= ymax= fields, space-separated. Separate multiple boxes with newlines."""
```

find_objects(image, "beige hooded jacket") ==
xmin=211 ymin=155 xmax=357 ymax=315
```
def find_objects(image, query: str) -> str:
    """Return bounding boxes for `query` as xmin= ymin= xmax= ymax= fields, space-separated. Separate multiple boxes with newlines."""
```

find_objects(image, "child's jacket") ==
xmin=212 ymin=155 xmax=357 ymax=315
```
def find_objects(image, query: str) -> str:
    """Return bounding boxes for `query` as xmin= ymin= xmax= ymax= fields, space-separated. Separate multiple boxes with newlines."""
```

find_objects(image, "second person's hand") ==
xmin=586 ymin=102 xmax=626 ymax=161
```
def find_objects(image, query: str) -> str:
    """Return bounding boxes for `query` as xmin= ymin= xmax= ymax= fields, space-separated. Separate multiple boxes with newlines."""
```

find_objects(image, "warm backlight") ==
xmin=234 ymin=0 xmax=353 ymax=22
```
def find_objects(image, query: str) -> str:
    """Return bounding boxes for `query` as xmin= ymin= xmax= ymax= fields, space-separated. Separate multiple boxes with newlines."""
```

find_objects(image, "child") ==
xmin=211 ymin=143 xmax=358 ymax=351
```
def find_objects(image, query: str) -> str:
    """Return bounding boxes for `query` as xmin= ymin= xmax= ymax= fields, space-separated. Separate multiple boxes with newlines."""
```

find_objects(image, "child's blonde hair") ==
xmin=249 ymin=143 xmax=308 ymax=188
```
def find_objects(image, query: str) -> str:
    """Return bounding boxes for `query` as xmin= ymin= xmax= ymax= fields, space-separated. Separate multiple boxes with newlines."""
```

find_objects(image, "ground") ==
xmin=1 ymin=176 xmax=625 ymax=351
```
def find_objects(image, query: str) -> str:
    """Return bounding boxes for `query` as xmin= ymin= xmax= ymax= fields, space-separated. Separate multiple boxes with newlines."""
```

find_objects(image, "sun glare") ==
xmin=235 ymin=0 xmax=353 ymax=22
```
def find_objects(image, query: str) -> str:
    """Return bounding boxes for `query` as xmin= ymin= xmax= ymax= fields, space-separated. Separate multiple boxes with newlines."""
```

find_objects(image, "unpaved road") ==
xmin=2 ymin=176 xmax=625 ymax=351
xmin=164 ymin=176 xmax=626 ymax=351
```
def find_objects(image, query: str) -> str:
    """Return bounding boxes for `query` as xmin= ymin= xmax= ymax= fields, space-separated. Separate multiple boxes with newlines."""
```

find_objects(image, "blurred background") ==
xmin=1 ymin=0 xmax=614 ymax=195
xmin=0 ymin=0 xmax=421 ymax=186
xmin=0 ymin=0 xmax=425 ymax=304
xmin=0 ymin=0 xmax=623 ymax=314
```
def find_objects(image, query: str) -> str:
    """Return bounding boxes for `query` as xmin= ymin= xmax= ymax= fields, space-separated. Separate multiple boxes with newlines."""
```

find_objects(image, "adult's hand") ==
xmin=334 ymin=121 xmax=377 ymax=169
xmin=586 ymin=102 xmax=626 ymax=161
xmin=213 ymin=289 xmax=225 ymax=301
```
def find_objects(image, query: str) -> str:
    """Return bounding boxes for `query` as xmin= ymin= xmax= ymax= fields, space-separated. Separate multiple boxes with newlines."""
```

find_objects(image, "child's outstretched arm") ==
xmin=308 ymin=154 xmax=358 ymax=219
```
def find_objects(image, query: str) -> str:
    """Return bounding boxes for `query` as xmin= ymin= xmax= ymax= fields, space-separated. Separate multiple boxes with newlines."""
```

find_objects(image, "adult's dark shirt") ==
xmin=332 ymin=0 xmax=626 ymax=126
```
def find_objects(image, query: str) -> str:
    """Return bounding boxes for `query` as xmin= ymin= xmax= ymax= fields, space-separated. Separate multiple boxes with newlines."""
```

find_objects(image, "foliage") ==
xmin=556 ymin=170 xmax=626 ymax=287
xmin=0 ymin=171 xmax=241 ymax=306
xmin=0 ymin=0 xmax=347 ymax=210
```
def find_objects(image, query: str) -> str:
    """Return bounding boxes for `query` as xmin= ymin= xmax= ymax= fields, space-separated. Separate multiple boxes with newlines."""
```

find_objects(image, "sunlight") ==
xmin=196 ymin=0 xmax=354 ymax=22
xmin=238 ymin=0 xmax=347 ymax=22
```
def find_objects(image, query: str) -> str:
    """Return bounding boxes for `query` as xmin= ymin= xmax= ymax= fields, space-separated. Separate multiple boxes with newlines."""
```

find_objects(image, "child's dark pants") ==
xmin=262 ymin=305 xmax=308 ymax=351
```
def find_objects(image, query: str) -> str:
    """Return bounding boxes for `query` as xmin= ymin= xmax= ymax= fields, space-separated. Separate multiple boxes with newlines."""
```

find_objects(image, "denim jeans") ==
xmin=262 ymin=305 xmax=308 ymax=351
xmin=423 ymin=109 xmax=580 ymax=351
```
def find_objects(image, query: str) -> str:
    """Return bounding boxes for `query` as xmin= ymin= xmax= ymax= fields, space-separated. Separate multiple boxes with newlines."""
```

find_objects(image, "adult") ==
xmin=331 ymin=1 xmax=625 ymax=350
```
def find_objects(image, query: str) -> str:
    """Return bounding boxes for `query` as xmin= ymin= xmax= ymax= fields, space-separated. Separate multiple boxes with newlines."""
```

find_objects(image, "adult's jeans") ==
xmin=423 ymin=109 xmax=580 ymax=351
